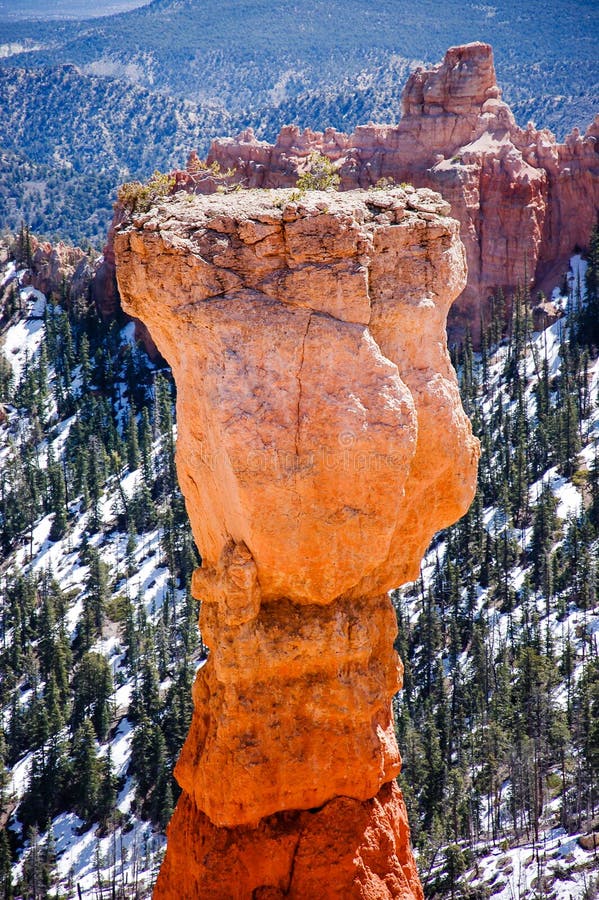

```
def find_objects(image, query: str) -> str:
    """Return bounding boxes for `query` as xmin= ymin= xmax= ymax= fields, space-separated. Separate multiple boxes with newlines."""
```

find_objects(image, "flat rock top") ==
xmin=123 ymin=186 xmax=452 ymax=235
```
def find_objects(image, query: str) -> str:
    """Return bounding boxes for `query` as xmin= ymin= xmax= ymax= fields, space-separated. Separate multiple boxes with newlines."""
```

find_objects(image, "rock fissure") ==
xmin=282 ymin=829 xmax=303 ymax=897
xmin=114 ymin=187 xmax=479 ymax=898
xmin=295 ymin=312 xmax=311 ymax=459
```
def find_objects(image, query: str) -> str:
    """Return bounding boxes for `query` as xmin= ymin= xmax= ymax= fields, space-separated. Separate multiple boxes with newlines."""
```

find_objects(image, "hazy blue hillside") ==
xmin=0 ymin=0 xmax=151 ymax=19
xmin=2 ymin=0 xmax=597 ymax=133
xmin=0 ymin=66 xmax=230 ymax=245
xmin=0 ymin=0 xmax=596 ymax=244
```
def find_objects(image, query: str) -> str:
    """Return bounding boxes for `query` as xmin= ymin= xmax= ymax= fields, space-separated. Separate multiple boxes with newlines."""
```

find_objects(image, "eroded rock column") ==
xmin=114 ymin=188 xmax=479 ymax=899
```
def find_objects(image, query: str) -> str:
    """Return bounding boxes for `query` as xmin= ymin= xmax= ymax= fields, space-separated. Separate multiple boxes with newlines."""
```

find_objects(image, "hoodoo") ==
xmin=114 ymin=187 xmax=479 ymax=898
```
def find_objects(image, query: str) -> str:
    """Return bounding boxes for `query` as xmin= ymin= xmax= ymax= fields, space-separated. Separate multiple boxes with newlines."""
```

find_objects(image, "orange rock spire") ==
xmin=114 ymin=187 xmax=479 ymax=898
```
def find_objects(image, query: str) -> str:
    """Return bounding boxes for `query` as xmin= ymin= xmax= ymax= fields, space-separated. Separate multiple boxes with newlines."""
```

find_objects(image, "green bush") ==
xmin=117 ymin=170 xmax=176 ymax=215
xmin=295 ymin=151 xmax=340 ymax=192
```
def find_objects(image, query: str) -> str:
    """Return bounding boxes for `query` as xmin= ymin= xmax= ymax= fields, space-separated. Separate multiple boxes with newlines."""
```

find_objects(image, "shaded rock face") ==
xmin=91 ymin=227 xmax=120 ymax=322
xmin=114 ymin=188 xmax=479 ymax=898
xmin=204 ymin=43 xmax=599 ymax=344
xmin=92 ymin=214 xmax=162 ymax=360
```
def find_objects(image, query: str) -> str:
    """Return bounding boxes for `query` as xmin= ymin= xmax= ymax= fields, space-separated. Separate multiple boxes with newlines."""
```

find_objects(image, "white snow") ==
xmin=463 ymin=828 xmax=595 ymax=900
xmin=121 ymin=321 xmax=137 ymax=347
xmin=8 ymin=751 xmax=33 ymax=800
xmin=1 ymin=260 xmax=15 ymax=287
xmin=2 ymin=312 xmax=45 ymax=382
xmin=102 ymin=717 xmax=133 ymax=777
xmin=532 ymin=469 xmax=584 ymax=521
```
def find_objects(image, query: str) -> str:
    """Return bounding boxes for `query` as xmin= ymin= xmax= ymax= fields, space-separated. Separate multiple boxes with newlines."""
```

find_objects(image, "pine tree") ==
xmin=97 ymin=746 xmax=117 ymax=827
xmin=40 ymin=824 xmax=58 ymax=899
xmin=158 ymin=775 xmax=174 ymax=830
xmin=139 ymin=407 xmax=153 ymax=484
xmin=43 ymin=673 xmax=64 ymax=736
xmin=574 ymin=224 xmax=599 ymax=347
xmin=76 ymin=548 xmax=110 ymax=652
xmin=20 ymin=826 xmax=41 ymax=900
xmin=126 ymin=406 xmax=141 ymax=471
xmin=0 ymin=827 xmax=13 ymax=900
xmin=70 ymin=719 xmax=100 ymax=824
xmin=79 ymin=333 xmax=91 ymax=390
xmin=47 ymin=446 xmax=68 ymax=541
xmin=71 ymin=651 xmax=113 ymax=740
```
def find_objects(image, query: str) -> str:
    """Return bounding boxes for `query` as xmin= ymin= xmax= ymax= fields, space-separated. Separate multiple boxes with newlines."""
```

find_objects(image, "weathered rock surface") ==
xmin=114 ymin=188 xmax=479 ymax=897
xmin=22 ymin=236 xmax=92 ymax=303
xmin=199 ymin=43 xmax=598 ymax=343
xmin=157 ymin=782 xmax=420 ymax=900
xmin=578 ymin=831 xmax=599 ymax=852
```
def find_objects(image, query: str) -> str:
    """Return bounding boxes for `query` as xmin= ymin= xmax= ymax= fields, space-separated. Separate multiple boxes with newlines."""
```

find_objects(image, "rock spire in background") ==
xmin=192 ymin=42 xmax=599 ymax=344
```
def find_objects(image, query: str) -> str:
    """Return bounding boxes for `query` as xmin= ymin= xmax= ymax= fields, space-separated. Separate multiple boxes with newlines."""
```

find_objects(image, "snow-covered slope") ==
xmin=0 ymin=257 xmax=203 ymax=897
xmin=1 ymin=248 xmax=598 ymax=899
xmin=396 ymin=257 xmax=599 ymax=899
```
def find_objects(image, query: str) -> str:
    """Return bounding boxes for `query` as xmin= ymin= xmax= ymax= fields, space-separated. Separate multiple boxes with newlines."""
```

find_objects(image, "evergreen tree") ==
xmin=97 ymin=746 xmax=117 ymax=827
xmin=71 ymin=651 xmax=113 ymax=740
xmin=20 ymin=826 xmax=41 ymax=900
xmin=70 ymin=719 xmax=101 ymax=824
xmin=75 ymin=548 xmax=110 ymax=653
xmin=126 ymin=406 xmax=141 ymax=471
xmin=139 ymin=407 xmax=153 ymax=484
xmin=0 ymin=827 xmax=13 ymax=900
xmin=46 ymin=446 xmax=68 ymax=541
xmin=40 ymin=824 xmax=58 ymax=899
xmin=574 ymin=224 xmax=599 ymax=347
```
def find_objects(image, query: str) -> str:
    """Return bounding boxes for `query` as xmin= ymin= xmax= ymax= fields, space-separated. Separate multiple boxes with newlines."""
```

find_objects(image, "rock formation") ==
xmin=21 ymin=235 xmax=93 ymax=303
xmin=92 ymin=218 xmax=121 ymax=322
xmin=114 ymin=186 xmax=479 ymax=898
xmin=191 ymin=42 xmax=598 ymax=344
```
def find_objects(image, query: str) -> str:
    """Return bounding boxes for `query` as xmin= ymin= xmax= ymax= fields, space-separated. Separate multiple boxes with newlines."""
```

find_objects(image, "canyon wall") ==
xmin=114 ymin=187 xmax=479 ymax=898
xmin=179 ymin=42 xmax=598 ymax=344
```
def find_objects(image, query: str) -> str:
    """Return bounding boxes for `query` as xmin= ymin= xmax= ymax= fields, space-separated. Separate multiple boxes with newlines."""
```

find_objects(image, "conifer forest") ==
xmin=0 ymin=222 xmax=598 ymax=898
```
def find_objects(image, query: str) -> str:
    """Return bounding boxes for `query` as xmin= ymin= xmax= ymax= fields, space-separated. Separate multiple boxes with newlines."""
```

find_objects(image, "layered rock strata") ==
xmin=114 ymin=188 xmax=479 ymax=898
xmin=192 ymin=42 xmax=598 ymax=344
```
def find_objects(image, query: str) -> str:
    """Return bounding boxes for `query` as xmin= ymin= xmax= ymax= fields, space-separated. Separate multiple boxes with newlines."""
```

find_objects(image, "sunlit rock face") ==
xmin=203 ymin=43 xmax=599 ymax=345
xmin=114 ymin=187 xmax=479 ymax=899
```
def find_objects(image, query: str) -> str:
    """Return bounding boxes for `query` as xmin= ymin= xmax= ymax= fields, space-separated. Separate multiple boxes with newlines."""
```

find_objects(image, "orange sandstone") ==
xmin=21 ymin=235 xmax=92 ymax=303
xmin=114 ymin=187 xmax=479 ymax=898
xmin=157 ymin=783 xmax=419 ymax=900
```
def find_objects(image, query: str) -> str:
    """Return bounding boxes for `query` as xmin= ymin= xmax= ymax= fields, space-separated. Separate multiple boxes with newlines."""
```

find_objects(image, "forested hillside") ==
xmin=395 ymin=245 xmax=599 ymax=898
xmin=0 ymin=231 xmax=201 ymax=896
xmin=0 ymin=225 xmax=598 ymax=898
xmin=0 ymin=0 xmax=597 ymax=246
xmin=2 ymin=0 xmax=596 ymax=134
xmin=0 ymin=66 xmax=230 ymax=245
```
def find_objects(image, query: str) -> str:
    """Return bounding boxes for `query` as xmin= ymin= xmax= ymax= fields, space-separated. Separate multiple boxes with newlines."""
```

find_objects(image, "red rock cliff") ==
xmin=114 ymin=187 xmax=479 ymax=898
xmin=201 ymin=43 xmax=598 ymax=343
